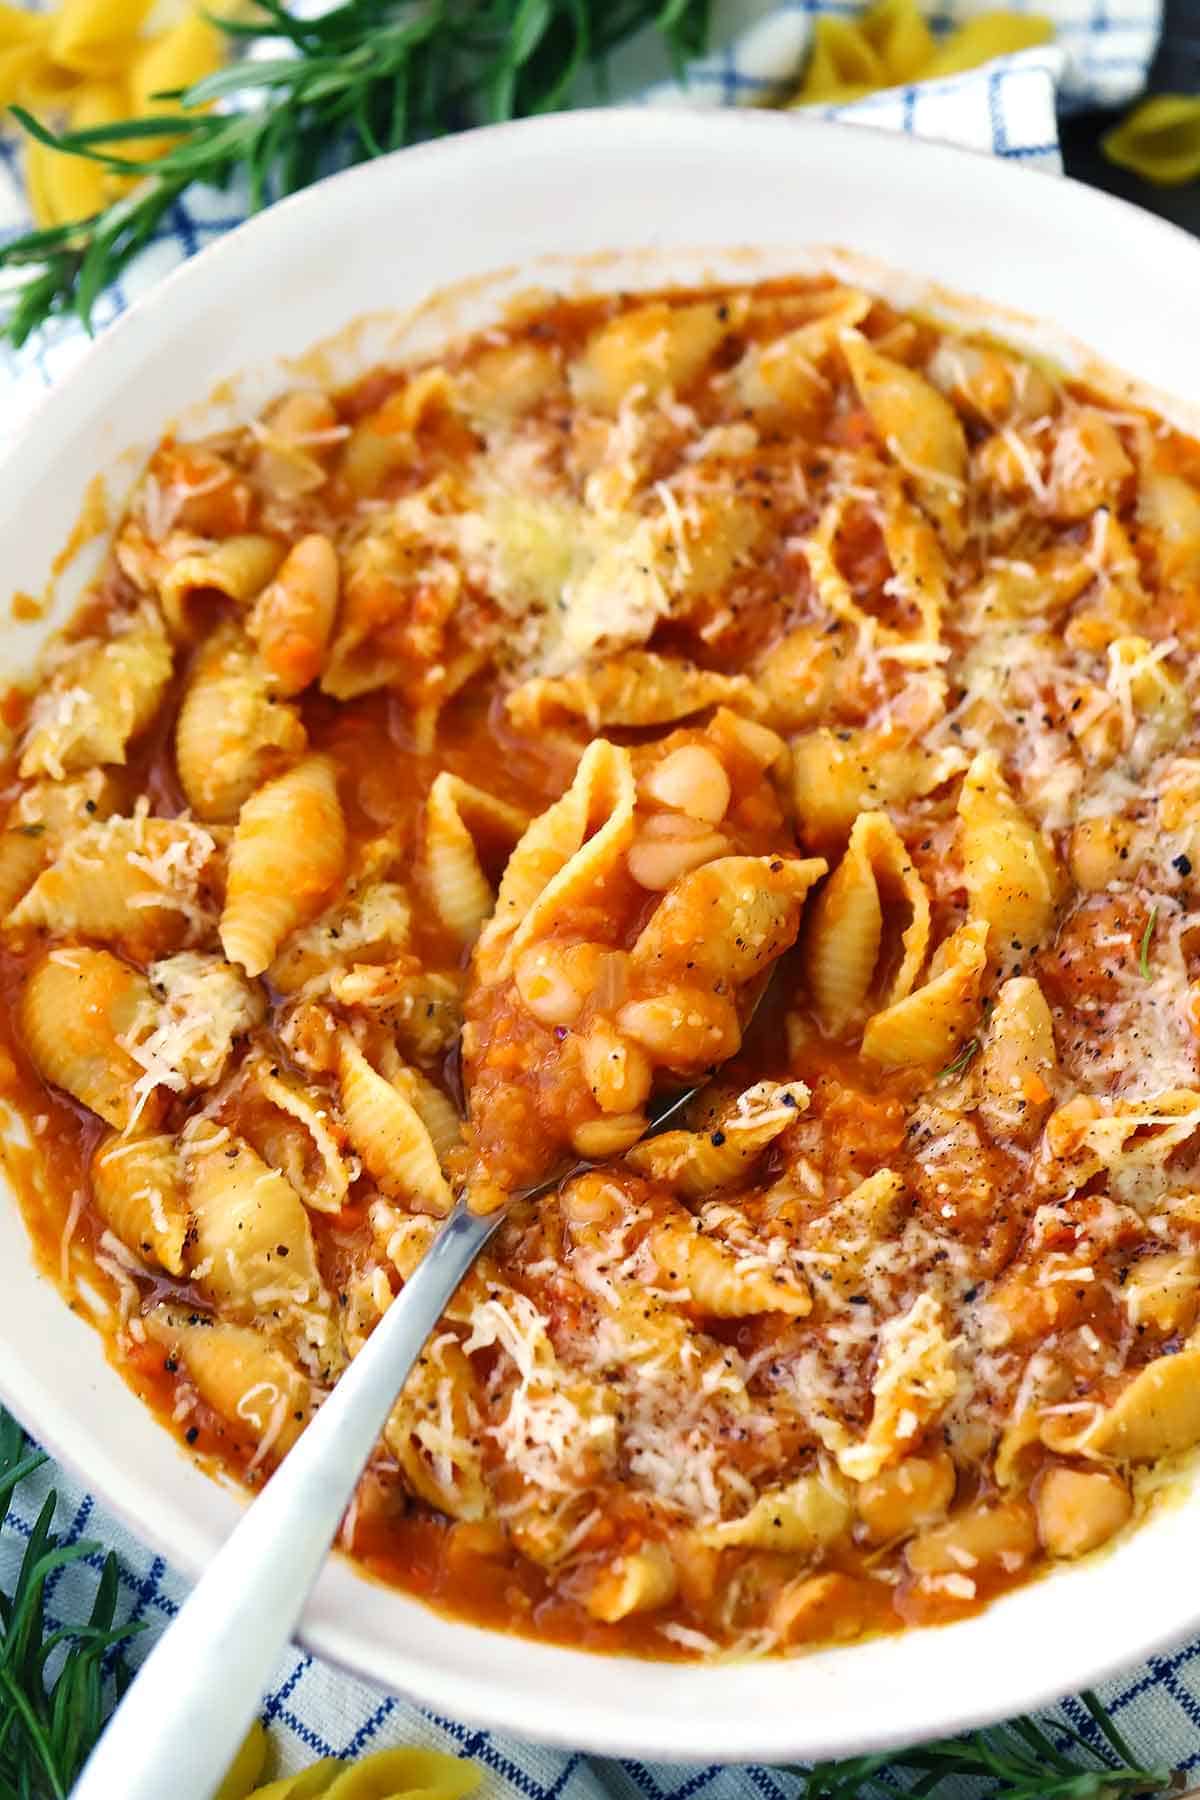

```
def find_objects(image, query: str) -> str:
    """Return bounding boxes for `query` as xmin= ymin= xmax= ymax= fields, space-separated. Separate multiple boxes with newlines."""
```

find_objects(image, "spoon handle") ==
xmin=73 ymin=1204 xmax=501 ymax=1800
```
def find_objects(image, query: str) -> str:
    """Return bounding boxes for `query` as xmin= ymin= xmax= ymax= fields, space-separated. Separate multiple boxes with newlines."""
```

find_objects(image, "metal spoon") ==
xmin=71 ymin=1079 xmax=703 ymax=1800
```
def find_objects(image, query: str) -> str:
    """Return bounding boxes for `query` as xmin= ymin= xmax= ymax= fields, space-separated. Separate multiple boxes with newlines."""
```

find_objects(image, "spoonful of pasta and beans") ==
xmin=73 ymin=709 xmax=820 ymax=1800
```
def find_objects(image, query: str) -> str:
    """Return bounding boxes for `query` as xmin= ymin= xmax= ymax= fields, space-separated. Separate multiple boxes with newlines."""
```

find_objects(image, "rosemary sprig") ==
xmin=0 ymin=1410 xmax=143 ymax=1800
xmin=938 ymin=1034 xmax=980 ymax=1079
xmin=0 ymin=0 xmax=711 ymax=347
xmin=793 ymin=1690 xmax=1180 ymax=1800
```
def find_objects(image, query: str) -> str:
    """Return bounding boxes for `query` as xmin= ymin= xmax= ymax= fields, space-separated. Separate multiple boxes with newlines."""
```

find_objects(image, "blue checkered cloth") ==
xmin=2 ymin=0 xmax=1188 ymax=1787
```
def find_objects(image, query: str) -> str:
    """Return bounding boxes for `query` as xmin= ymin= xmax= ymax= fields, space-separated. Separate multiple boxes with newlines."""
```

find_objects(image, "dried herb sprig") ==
xmin=793 ymin=1690 xmax=1180 ymax=1800
xmin=0 ymin=1410 xmax=142 ymax=1800
xmin=0 ymin=0 xmax=712 ymax=347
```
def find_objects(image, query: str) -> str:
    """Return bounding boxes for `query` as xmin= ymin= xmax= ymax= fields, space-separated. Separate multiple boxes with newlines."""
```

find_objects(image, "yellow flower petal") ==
xmin=49 ymin=0 xmax=156 ymax=77
xmin=1103 ymin=94 xmax=1200 ymax=188
xmin=922 ymin=11 xmax=1053 ymax=78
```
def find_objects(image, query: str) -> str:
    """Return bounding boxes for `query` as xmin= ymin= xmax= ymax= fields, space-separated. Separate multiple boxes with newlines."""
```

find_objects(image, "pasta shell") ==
xmin=329 ymin=962 xmax=462 ymax=1064
xmin=1061 ymin=1346 xmax=1200 ymax=1464
xmin=792 ymin=727 xmax=965 ymax=847
xmin=631 ymin=854 xmax=826 ymax=988
xmin=0 ymin=769 xmax=122 ymax=914
xmin=158 ymin=533 xmax=284 ymax=642
xmin=802 ymin=1170 xmax=909 ymax=1297
xmin=421 ymin=773 xmax=528 ymax=947
xmin=130 ymin=951 xmax=264 ymax=1098
xmin=475 ymin=738 xmax=637 ymax=985
xmin=958 ymin=752 xmax=1060 ymax=972
xmin=220 ymin=755 xmax=346 ymax=977
xmin=976 ymin=976 xmax=1057 ymax=1142
xmin=184 ymin=1123 xmax=329 ymax=1331
xmin=7 ymin=813 xmax=222 ymax=959
xmin=384 ymin=1333 xmax=488 ymax=1521
xmin=733 ymin=292 xmax=870 ymax=423
xmin=20 ymin=947 xmax=159 ymax=1130
xmin=805 ymin=810 xmax=931 ymax=1035
xmin=841 ymin=330 xmax=967 ymax=547
xmin=143 ymin=1305 xmax=313 ymax=1463
xmin=383 ymin=1054 xmax=462 ymax=1167
xmin=586 ymin=1543 xmax=677 ymax=1623
xmin=694 ymin=1472 xmax=851 ymax=1551
xmin=322 ymin=1751 xmax=481 ymax=1800
xmin=627 ymin=1079 xmax=809 ymax=1200
xmin=1105 ymin=634 xmax=1189 ymax=761
xmin=246 ymin=1060 xmax=351 ymax=1215
xmin=1072 ymin=1089 xmax=1200 ymax=1170
xmin=246 ymin=532 xmax=339 ymax=695
xmin=572 ymin=299 xmax=732 ymax=414
xmin=650 ymin=1219 xmax=811 ymax=1316
xmin=269 ymin=865 xmax=412 ymax=996
xmin=251 ymin=390 xmax=342 ymax=501
xmin=321 ymin=499 xmax=461 ymax=700
xmin=803 ymin=486 xmax=944 ymax=645
xmin=18 ymin=609 xmax=173 ymax=780
xmin=862 ymin=918 xmax=989 ymax=1069
xmin=91 ymin=1131 xmax=189 ymax=1275
xmin=337 ymin=1035 xmax=453 ymax=1216
xmin=836 ymin=1294 xmax=957 ymax=1483
xmin=505 ymin=650 xmax=764 ymax=733
xmin=175 ymin=622 xmax=306 ymax=821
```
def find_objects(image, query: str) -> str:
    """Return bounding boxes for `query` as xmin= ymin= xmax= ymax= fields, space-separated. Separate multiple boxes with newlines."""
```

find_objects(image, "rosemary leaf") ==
xmin=1 ymin=0 xmax=712 ymax=344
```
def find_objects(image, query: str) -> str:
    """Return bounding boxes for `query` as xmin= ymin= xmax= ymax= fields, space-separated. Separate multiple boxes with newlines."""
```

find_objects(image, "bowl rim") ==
xmin=6 ymin=105 xmax=1200 ymax=1765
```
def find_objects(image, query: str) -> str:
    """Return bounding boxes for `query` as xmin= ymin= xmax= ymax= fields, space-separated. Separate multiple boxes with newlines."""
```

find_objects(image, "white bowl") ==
xmin=4 ymin=108 xmax=1200 ymax=1766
